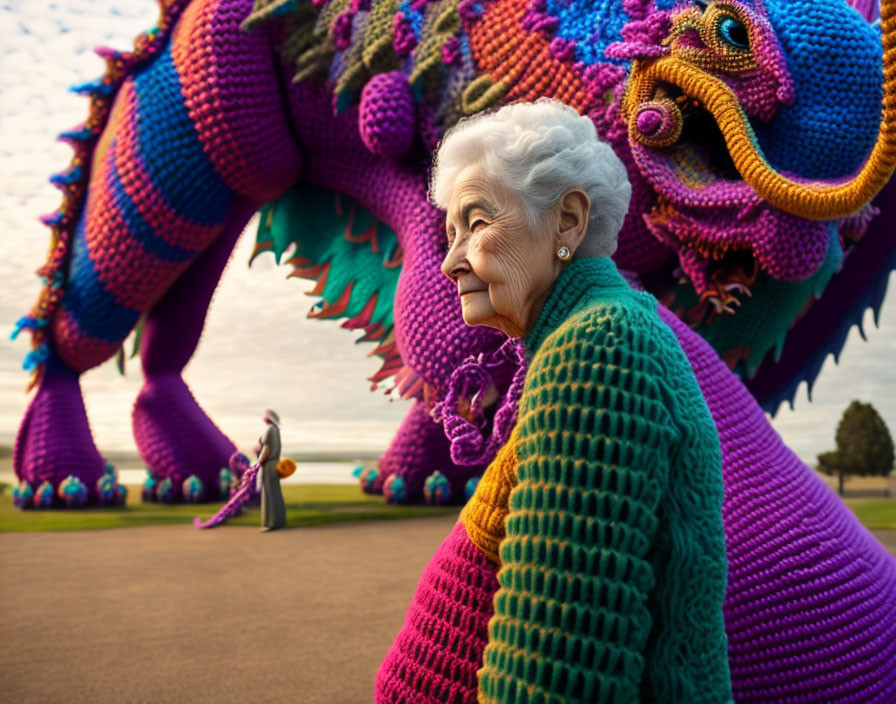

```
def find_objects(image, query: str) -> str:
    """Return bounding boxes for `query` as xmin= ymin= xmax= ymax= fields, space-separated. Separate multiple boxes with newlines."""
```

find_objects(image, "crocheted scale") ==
xmin=10 ymin=0 xmax=896 ymax=696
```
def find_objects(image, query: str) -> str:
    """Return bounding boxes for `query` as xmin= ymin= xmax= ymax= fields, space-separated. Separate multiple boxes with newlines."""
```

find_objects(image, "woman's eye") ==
xmin=718 ymin=15 xmax=749 ymax=49
xmin=470 ymin=219 xmax=487 ymax=231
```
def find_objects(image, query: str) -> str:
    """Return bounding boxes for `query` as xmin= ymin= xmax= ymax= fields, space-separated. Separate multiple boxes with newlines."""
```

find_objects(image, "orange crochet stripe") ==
xmin=460 ymin=424 xmax=520 ymax=565
xmin=467 ymin=0 xmax=592 ymax=113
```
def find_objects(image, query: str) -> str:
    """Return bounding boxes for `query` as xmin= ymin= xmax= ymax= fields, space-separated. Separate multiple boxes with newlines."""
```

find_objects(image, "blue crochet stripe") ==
xmin=107 ymin=141 xmax=197 ymax=262
xmin=545 ymin=0 xmax=630 ymax=66
xmin=545 ymin=0 xmax=706 ymax=67
xmin=61 ymin=218 xmax=140 ymax=344
xmin=756 ymin=0 xmax=882 ymax=179
xmin=398 ymin=0 xmax=424 ymax=37
xmin=130 ymin=43 xmax=231 ymax=225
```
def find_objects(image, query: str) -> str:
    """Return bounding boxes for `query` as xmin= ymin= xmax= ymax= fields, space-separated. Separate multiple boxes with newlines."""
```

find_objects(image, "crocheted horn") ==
xmin=624 ymin=0 xmax=896 ymax=221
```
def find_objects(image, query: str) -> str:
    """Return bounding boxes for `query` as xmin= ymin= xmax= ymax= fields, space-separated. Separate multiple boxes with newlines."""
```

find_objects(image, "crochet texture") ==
xmin=379 ymin=257 xmax=732 ymax=703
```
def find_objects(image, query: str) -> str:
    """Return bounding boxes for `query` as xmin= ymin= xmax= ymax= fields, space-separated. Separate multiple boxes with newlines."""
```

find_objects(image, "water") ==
xmin=0 ymin=461 xmax=363 ymax=488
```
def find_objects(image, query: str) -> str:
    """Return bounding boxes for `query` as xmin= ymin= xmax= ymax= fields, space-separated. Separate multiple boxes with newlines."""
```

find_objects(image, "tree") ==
xmin=818 ymin=400 xmax=894 ymax=496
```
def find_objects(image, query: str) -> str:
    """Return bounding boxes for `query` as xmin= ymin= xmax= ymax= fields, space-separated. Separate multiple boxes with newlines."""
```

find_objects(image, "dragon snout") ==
xmin=623 ymin=0 xmax=896 ymax=223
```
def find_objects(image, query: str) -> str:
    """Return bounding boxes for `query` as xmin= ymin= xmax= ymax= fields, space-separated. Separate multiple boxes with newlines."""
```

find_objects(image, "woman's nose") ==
xmin=441 ymin=236 xmax=470 ymax=281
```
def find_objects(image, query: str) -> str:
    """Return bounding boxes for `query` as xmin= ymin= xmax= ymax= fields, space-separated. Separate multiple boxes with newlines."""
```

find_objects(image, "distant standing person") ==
xmin=258 ymin=409 xmax=286 ymax=532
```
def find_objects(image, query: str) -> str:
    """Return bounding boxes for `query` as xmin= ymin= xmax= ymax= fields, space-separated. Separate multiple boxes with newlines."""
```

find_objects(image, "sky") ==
xmin=1 ymin=1 xmax=894 ymax=463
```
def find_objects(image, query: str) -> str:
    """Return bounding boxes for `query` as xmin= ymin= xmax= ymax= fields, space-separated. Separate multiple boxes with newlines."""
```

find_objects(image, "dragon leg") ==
xmin=128 ymin=0 xmax=303 ymax=502
xmin=132 ymin=200 xmax=257 ymax=502
xmin=14 ymin=0 xmax=302 ymax=507
xmin=365 ymin=399 xmax=484 ymax=504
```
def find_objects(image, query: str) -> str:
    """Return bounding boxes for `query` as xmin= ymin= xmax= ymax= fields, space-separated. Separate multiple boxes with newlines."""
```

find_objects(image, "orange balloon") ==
xmin=276 ymin=458 xmax=297 ymax=479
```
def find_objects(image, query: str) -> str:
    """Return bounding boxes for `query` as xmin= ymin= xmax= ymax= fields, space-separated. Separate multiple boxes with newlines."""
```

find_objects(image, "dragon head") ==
xmin=247 ymin=0 xmax=894 ymax=413
xmin=603 ymin=0 xmax=895 ymax=397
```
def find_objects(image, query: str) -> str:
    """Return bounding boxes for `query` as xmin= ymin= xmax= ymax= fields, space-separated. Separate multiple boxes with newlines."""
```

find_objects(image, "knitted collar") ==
xmin=523 ymin=257 xmax=630 ymax=357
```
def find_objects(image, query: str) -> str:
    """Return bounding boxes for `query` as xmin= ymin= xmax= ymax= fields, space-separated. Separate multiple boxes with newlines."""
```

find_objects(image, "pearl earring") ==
xmin=557 ymin=246 xmax=571 ymax=261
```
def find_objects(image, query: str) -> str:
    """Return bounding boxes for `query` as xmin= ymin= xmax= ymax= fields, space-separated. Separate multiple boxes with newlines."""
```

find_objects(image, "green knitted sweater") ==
xmin=477 ymin=257 xmax=732 ymax=703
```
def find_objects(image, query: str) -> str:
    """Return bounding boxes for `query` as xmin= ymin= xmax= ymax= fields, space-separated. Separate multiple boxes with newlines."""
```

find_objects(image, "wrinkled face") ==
xmin=440 ymin=166 xmax=559 ymax=337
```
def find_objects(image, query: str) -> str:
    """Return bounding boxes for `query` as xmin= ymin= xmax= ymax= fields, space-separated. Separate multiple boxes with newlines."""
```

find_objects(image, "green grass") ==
xmin=0 ymin=484 xmax=456 ymax=532
xmin=2 ymin=482 xmax=891 ymax=533
xmin=843 ymin=498 xmax=896 ymax=531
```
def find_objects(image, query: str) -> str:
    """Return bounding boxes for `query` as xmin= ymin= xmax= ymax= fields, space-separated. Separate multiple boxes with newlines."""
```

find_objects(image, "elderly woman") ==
xmin=376 ymin=99 xmax=732 ymax=703
xmin=257 ymin=408 xmax=286 ymax=532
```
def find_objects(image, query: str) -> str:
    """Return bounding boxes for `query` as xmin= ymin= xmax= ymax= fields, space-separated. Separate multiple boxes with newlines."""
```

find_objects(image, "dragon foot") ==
xmin=361 ymin=400 xmax=484 ymax=504
xmin=133 ymin=374 xmax=236 ymax=503
xmin=11 ymin=358 xmax=117 ymax=508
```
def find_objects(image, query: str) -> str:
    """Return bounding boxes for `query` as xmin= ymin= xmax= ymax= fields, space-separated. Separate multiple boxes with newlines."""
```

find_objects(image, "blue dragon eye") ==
xmin=718 ymin=15 xmax=749 ymax=49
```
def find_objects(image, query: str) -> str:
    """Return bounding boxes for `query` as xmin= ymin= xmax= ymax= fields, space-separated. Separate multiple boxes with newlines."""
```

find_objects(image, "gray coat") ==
xmin=259 ymin=423 xmax=286 ymax=529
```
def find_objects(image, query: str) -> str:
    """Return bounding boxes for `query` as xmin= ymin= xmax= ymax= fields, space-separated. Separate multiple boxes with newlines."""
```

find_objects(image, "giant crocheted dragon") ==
xmin=10 ymin=0 xmax=896 ymax=697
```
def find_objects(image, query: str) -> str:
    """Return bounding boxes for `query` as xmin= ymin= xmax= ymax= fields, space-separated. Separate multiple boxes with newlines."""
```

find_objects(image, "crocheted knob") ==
xmin=359 ymin=72 xmax=416 ymax=158
xmin=632 ymin=99 xmax=682 ymax=148
xmin=383 ymin=474 xmax=408 ymax=504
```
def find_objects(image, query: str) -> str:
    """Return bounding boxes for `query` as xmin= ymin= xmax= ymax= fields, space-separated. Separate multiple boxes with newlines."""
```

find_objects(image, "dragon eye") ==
xmin=718 ymin=15 xmax=749 ymax=49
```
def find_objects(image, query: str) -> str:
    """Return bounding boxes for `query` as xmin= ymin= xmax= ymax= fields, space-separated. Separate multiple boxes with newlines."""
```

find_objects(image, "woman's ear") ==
xmin=555 ymin=188 xmax=590 ymax=256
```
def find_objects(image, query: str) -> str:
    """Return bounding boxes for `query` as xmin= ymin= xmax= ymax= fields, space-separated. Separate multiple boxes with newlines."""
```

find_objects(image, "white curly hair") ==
xmin=429 ymin=97 xmax=631 ymax=258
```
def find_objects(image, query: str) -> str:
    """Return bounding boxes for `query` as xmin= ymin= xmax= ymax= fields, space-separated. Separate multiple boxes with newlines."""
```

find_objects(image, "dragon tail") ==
xmin=10 ymin=0 xmax=192 ymax=392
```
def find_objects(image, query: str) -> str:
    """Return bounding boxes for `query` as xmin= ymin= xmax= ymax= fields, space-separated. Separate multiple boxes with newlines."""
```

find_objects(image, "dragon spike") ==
xmin=871 ymin=297 xmax=885 ymax=327
xmin=39 ymin=211 xmax=64 ymax=227
xmin=369 ymin=338 xmax=397 ymax=358
xmin=309 ymin=282 xmax=355 ymax=319
xmin=786 ymin=394 xmax=796 ymax=412
xmin=69 ymin=79 xmax=115 ymax=98
xmin=369 ymin=358 xmax=403 ymax=383
xmin=22 ymin=344 xmax=50 ymax=373
xmin=357 ymin=323 xmax=387 ymax=343
xmin=772 ymin=332 xmax=787 ymax=363
xmin=288 ymin=263 xmax=325 ymax=279
xmin=57 ymin=125 xmax=94 ymax=144
xmin=93 ymin=45 xmax=124 ymax=61
xmin=241 ymin=0 xmax=302 ymax=31
xmin=10 ymin=316 xmax=47 ymax=341
xmin=341 ymin=293 xmax=378 ymax=330
xmin=870 ymin=266 xmax=892 ymax=326
xmin=305 ymin=262 xmax=331 ymax=295
xmin=49 ymin=166 xmax=84 ymax=188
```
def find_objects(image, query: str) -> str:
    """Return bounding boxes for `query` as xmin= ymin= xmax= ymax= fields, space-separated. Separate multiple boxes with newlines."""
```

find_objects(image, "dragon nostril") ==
xmin=634 ymin=100 xmax=683 ymax=146
xmin=637 ymin=108 xmax=664 ymax=135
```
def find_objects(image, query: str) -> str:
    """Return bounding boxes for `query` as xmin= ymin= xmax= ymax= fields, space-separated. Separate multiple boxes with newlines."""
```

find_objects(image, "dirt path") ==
xmin=2 ymin=520 xmax=894 ymax=704
xmin=0 ymin=515 xmax=458 ymax=704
